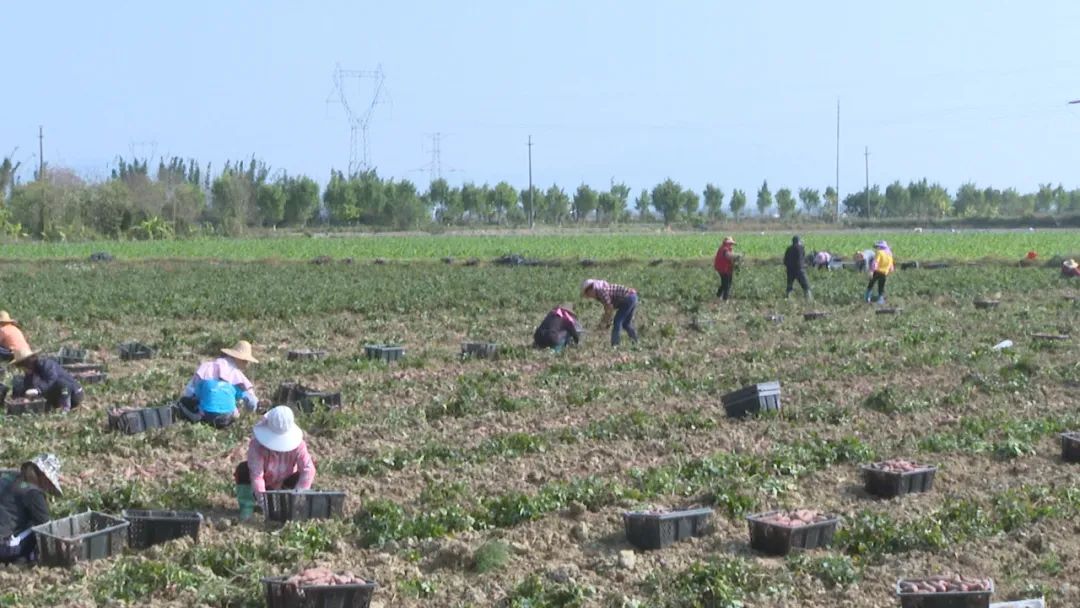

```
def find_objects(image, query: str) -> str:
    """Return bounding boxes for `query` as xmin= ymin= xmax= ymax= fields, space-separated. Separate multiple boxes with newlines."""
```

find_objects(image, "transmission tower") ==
xmin=327 ymin=63 xmax=388 ymax=175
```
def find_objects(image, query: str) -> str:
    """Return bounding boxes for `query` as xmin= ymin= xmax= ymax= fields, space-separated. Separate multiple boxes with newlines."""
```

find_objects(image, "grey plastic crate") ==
xmin=461 ymin=342 xmax=498 ymax=359
xmin=122 ymin=509 xmax=203 ymax=549
xmin=56 ymin=347 xmax=89 ymax=365
xmin=262 ymin=576 xmax=377 ymax=608
xmin=363 ymin=344 xmax=404 ymax=363
xmin=623 ymin=508 xmax=713 ymax=550
xmin=896 ymin=578 xmax=993 ymax=608
xmin=74 ymin=370 xmax=108 ymax=385
xmin=1061 ymin=432 xmax=1080 ymax=463
xmin=746 ymin=511 xmax=839 ymax=556
xmin=274 ymin=382 xmax=342 ymax=413
xmin=108 ymin=405 xmax=176 ymax=435
xmin=6 ymin=396 xmax=50 ymax=415
xmin=62 ymin=362 xmax=106 ymax=374
xmin=118 ymin=342 xmax=155 ymax=361
xmin=721 ymin=381 xmax=781 ymax=418
xmin=32 ymin=511 xmax=129 ymax=567
xmin=861 ymin=464 xmax=937 ymax=498
xmin=264 ymin=490 xmax=346 ymax=522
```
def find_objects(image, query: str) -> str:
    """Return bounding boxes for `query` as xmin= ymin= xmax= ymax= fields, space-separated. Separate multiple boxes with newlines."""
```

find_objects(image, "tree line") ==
xmin=0 ymin=154 xmax=1077 ymax=239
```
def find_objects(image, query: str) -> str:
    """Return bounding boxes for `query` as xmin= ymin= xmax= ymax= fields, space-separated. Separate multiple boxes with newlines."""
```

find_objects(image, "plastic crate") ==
xmin=896 ymin=578 xmax=994 ymax=608
xmin=264 ymin=490 xmax=346 ymax=522
xmin=122 ymin=509 xmax=203 ymax=549
xmin=623 ymin=508 xmax=713 ymax=550
xmin=900 ymin=261 xmax=920 ymax=270
xmin=1061 ymin=432 xmax=1080 ymax=463
xmin=861 ymin=464 xmax=937 ymax=498
xmin=118 ymin=342 xmax=155 ymax=361
xmin=32 ymin=511 xmax=129 ymax=567
xmin=803 ymin=311 xmax=828 ymax=320
xmin=746 ymin=511 xmax=839 ymax=556
xmin=989 ymin=600 xmax=1043 ymax=608
xmin=363 ymin=344 xmax=404 ymax=363
xmin=973 ymin=299 xmax=999 ymax=310
xmin=275 ymin=382 xmax=342 ymax=413
xmin=6 ymin=396 xmax=50 ymax=415
xmin=108 ymin=405 xmax=176 ymax=434
xmin=1030 ymin=333 xmax=1069 ymax=342
xmin=460 ymin=342 xmax=498 ymax=359
xmin=287 ymin=349 xmax=328 ymax=361
xmin=262 ymin=576 xmax=377 ymax=608
xmin=721 ymin=381 xmax=781 ymax=418
xmin=876 ymin=307 xmax=903 ymax=315
xmin=74 ymin=370 xmax=108 ymax=385
xmin=56 ymin=347 xmax=89 ymax=365
xmin=62 ymin=362 xmax=106 ymax=374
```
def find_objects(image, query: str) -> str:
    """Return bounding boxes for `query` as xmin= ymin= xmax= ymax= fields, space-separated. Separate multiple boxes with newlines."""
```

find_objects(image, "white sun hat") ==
xmin=252 ymin=406 xmax=303 ymax=452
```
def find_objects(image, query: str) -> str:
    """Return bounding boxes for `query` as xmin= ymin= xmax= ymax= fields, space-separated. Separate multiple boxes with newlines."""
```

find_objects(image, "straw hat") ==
xmin=722 ymin=236 xmax=735 ymax=245
xmin=24 ymin=453 xmax=62 ymax=496
xmin=11 ymin=347 xmax=39 ymax=365
xmin=253 ymin=406 xmax=303 ymax=452
xmin=580 ymin=279 xmax=598 ymax=297
xmin=221 ymin=340 xmax=259 ymax=364
xmin=1065 ymin=259 xmax=1078 ymax=269
xmin=0 ymin=311 xmax=17 ymax=325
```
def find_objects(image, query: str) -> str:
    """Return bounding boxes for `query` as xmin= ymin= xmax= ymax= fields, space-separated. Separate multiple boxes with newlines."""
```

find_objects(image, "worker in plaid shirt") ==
xmin=580 ymin=279 xmax=639 ymax=346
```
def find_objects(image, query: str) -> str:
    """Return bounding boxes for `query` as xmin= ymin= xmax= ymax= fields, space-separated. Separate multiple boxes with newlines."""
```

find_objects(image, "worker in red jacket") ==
xmin=714 ymin=236 xmax=736 ymax=301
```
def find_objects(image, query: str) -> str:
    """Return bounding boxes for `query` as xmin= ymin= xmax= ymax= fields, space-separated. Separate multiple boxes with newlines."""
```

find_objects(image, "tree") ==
xmin=798 ymin=188 xmax=820 ymax=216
xmin=519 ymin=186 xmax=543 ymax=225
xmin=460 ymin=182 xmax=484 ymax=222
xmin=634 ymin=189 xmax=652 ymax=221
xmin=681 ymin=189 xmax=700 ymax=220
xmin=323 ymin=171 xmax=359 ymax=224
xmin=703 ymin=184 xmax=724 ymax=220
xmin=842 ymin=186 xmax=884 ymax=218
xmin=883 ymin=181 xmax=911 ymax=218
xmin=955 ymin=182 xmax=985 ymax=217
xmin=823 ymin=186 xmax=838 ymax=220
xmin=211 ymin=172 xmax=253 ymax=235
xmin=775 ymin=188 xmax=796 ymax=218
xmin=255 ymin=182 xmax=286 ymax=227
xmin=597 ymin=182 xmax=629 ymax=223
xmin=756 ymin=180 xmax=773 ymax=216
xmin=283 ymin=176 xmax=319 ymax=226
xmin=492 ymin=181 xmax=518 ymax=223
xmin=650 ymin=179 xmax=684 ymax=226
xmin=729 ymin=189 xmax=747 ymax=220
xmin=544 ymin=185 xmax=570 ymax=224
xmin=572 ymin=183 xmax=598 ymax=222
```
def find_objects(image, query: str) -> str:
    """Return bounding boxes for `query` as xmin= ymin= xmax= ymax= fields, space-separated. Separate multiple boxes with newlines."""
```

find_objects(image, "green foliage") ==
xmin=649 ymin=557 xmax=771 ymax=608
xmin=786 ymin=554 xmax=861 ymax=589
xmin=506 ymin=574 xmax=591 ymax=608
xmin=472 ymin=540 xmax=511 ymax=573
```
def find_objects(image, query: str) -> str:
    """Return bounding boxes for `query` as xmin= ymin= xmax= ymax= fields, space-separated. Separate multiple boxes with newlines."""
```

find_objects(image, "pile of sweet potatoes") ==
xmin=867 ymin=458 xmax=930 ymax=473
xmin=757 ymin=509 xmax=830 ymax=527
xmin=285 ymin=567 xmax=366 ymax=588
xmin=898 ymin=574 xmax=991 ymax=593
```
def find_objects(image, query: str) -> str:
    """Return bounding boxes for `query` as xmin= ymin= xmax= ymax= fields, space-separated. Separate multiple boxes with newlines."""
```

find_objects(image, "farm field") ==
xmin=0 ymin=228 xmax=1077 ymax=262
xmin=0 ymin=240 xmax=1077 ymax=607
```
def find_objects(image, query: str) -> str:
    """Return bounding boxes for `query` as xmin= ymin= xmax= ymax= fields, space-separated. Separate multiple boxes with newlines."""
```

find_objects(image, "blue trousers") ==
xmin=611 ymin=293 xmax=639 ymax=346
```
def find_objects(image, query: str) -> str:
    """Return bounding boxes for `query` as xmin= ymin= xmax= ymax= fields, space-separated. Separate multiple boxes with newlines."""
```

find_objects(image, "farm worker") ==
xmin=581 ymin=279 xmax=639 ymax=346
xmin=864 ymin=241 xmax=895 ymax=303
xmin=783 ymin=236 xmax=812 ymax=299
xmin=1063 ymin=259 xmax=1080 ymax=278
xmin=812 ymin=251 xmax=832 ymax=269
xmin=533 ymin=304 xmax=583 ymax=352
xmin=0 ymin=311 xmax=30 ymax=363
xmin=234 ymin=406 xmax=315 ymax=520
xmin=179 ymin=340 xmax=260 ymax=428
xmin=713 ymin=236 xmax=736 ymax=301
xmin=0 ymin=454 xmax=62 ymax=563
xmin=853 ymin=248 xmax=875 ymax=272
xmin=9 ymin=348 xmax=83 ymax=411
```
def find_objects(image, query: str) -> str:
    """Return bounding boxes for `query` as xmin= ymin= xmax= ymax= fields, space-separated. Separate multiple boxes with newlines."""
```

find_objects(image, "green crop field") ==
xmin=0 ymin=229 xmax=1076 ymax=262
xmin=0 ymin=236 xmax=1077 ymax=607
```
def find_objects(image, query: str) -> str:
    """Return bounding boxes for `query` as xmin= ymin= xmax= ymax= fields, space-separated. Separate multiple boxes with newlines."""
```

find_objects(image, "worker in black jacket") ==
xmin=0 ymin=454 xmax=62 ymax=563
xmin=533 ymin=305 xmax=582 ymax=352
xmin=11 ymin=348 xmax=83 ymax=411
xmin=784 ymin=236 xmax=812 ymax=299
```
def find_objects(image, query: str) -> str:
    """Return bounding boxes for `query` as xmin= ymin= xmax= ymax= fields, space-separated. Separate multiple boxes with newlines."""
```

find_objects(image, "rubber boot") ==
xmin=805 ymin=289 xmax=813 ymax=301
xmin=236 ymin=484 xmax=255 ymax=520
xmin=864 ymin=289 xmax=873 ymax=303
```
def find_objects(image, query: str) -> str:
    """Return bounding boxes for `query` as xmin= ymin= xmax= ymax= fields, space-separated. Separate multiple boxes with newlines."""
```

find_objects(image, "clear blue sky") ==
xmin=5 ymin=1 xmax=1080 ymax=200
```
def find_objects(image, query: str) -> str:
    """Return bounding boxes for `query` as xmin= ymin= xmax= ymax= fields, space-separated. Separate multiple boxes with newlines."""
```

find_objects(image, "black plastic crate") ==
xmin=6 ymin=396 xmax=50 ymax=415
xmin=900 ymin=261 xmax=920 ymax=270
xmin=32 ymin=511 xmax=129 ymax=567
xmin=1061 ymin=432 xmax=1080 ymax=463
xmin=56 ymin=346 xmax=89 ymax=365
xmin=896 ymin=578 xmax=994 ymax=608
xmin=274 ymin=382 xmax=342 ymax=413
xmin=62 ymin=362 xmax=106 ymax=374
xmin=118 ymin=341 xmax=155 ymax=361
xmin=876 ymin=307 xmax=903 ymax=315
xmin=74 ymin=370 xmax=108 ymax=385
xmin=623 ymin=507 xmax=713 ymax=550
xmin=363 ymin=344 xmax=404 ymax=363
xmin=264 ymin=490 xmax=346 ymax=522
xmin=803 ymin=311 xmax=828 ymax=321
xmin=973 ymin=299 xmax=999 ymax=310
xmin=721 ymin=381 xmax=781 ymax=418
xmin=108 ymin=405 xmax=176 ymax=434
xmin=461 ymin=342 xmax=498 ymax=359
xmin=262 ymin=576 xmax=377 ymax=608
xmin=122 ymin=509 xmax=204 ymax=549
xmin=861 ymin=463 xmax=937 ymax=498
xmin=287 ymin=349 xmax=328 ymax=361
xmin=746 ymin=511 xmax=839 ymax=556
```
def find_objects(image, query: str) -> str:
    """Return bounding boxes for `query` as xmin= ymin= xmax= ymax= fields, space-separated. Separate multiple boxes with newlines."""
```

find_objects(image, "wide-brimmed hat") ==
xmin=874 ymin=240 xmax=889 ymax=249
xmin=722 ymin=236 xmax=736 ymax=245
xmin=0 ymin=311 xmax=17 ymax=325
xmin=11 ymin=347 xmax=39 ymax=365
xmin=1065 ymin=259 xmax=1079 ymax=269
xmin=24 ymin=453 xmax=62 ymax=496
xmin=580 ymin=279 xmax=598 ymax=297
xmin=221 ymin=340 xmax=259 ymax=364
xmin=253 ymin=406 xmax=303 ymax=452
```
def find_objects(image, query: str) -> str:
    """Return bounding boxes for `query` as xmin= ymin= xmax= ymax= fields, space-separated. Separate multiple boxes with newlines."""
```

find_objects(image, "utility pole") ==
xmin=835 ymin=100 xmax=840 ymax=222
xmin=864 ymin=146 xmax=871 ymax=219
xmin=527 ymin=135 xmax=534 ymax=229
xmin=38 ymin=126 xmax=44 ymax=181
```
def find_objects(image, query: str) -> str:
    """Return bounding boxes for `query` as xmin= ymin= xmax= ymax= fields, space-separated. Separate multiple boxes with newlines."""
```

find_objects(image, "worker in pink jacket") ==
xmin=233 ymin=406 xmax=315 ymax=519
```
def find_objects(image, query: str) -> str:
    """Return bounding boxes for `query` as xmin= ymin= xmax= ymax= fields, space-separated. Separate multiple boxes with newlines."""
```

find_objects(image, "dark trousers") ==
xmin=177 ymin=397 xmax=235 ymax=428
xmin=611 ymin=293 xmax=639 ymax=346
xmin=534 ymin=329 xmax=571 ymax=349
xmin=0 ymin=530 xmax=36 ymax=563
xmin=717 ymin=273 xmax=733 ymax=300
xmin=786 ymin=269 xmax=810 ymax=295
xmin=234 ymin=462 xmax=301 ymax=488
xmin=867 ymin=272 xmax=887 ymax=295
xmin=0 ymin=347 xmax=12 ymax=362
